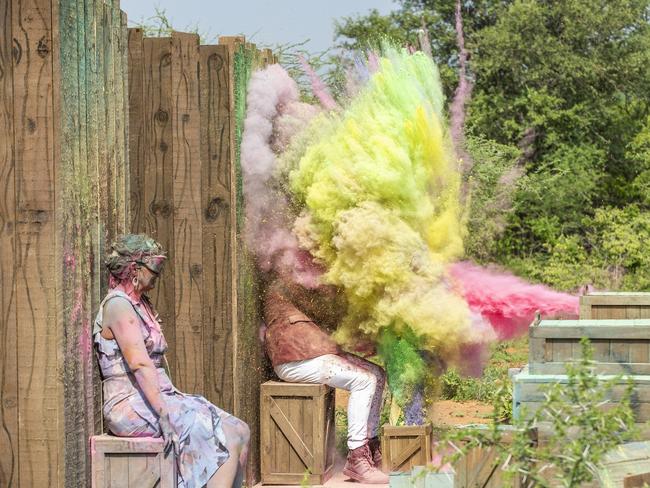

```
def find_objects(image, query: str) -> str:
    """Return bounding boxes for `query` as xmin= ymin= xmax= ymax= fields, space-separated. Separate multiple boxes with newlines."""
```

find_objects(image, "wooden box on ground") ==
xmin=260 ymin=382 xmax=335 ymax=485
xmin=382 ymin=424 xmax=433 ymax=472
xmin=90 ymin=435 xmax=176 ymax=488
xmin=580 ymin=292 xmax=650 ymax=320
xmin=513 ymin=365 xmax=650 ymax=422
xmin=452 ymin=425 xmax=537 ymax=488
xmin=529 ymin=319 xmax=650 ymax=375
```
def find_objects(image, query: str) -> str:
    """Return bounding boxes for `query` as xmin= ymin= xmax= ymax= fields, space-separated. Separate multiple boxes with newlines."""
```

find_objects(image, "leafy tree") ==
xmin=334 ymin=0 xmax=512 ymax=98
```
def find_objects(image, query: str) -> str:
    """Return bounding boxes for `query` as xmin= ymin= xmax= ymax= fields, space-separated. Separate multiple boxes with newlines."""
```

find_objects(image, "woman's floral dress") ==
xmin=94 ymin=290 xmax=230 ymax=487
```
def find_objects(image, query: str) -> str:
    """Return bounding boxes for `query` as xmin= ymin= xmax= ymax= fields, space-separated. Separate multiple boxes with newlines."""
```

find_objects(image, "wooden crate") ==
xmin=260 ymin=381 xmax=335 ymax=485
xmin=529 ymin=318 xmax=650 ymax=375
xmin=580 ymin=292 xmax=650 ymax=320
xmin=90 ymin=435 xmax=176 ymax=488
xmin=382 ymin=424 xmax=433 ymax=472
xmin=513 ymin=366 xmax=650 ymax=422
xmin=452 ymin=425 xmax=536 ymax=488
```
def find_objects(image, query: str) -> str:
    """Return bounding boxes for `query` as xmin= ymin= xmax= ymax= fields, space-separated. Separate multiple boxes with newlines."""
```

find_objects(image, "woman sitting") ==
xmin=94 ymin=234 xmax=249 ymax=488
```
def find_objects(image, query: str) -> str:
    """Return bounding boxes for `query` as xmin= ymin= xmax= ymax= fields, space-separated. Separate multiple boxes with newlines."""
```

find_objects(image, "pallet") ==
xmin=382 ymin=424 xmax=433 ymax=472
xmin=260 ymin=381 xmax=335 ymax=485
xmin=529 ymin=318 xmax=650 ymax=375
xmin=90 ymin=435 xmax=176 ymax=488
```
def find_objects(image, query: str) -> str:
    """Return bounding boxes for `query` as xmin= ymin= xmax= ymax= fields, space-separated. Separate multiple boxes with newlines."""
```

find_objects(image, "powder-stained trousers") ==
xmin=274 ymin=353 xmax=385 ymax=449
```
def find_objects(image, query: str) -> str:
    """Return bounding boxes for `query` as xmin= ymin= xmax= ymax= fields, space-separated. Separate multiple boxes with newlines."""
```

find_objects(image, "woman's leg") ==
xmin=207 ymin=415 xmax=250 ymax=488
xmin=275 ymin=354 xmax=377 ymax=449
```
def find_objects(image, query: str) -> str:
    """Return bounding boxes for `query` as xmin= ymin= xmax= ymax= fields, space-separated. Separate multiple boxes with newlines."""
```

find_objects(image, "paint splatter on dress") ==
xmin=94 ymin=290 xmax=230 ymax=488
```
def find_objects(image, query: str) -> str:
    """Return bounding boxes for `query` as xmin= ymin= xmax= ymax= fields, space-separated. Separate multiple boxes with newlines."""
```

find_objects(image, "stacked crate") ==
xmin=513 ymin=293 xmax=650 ymax=426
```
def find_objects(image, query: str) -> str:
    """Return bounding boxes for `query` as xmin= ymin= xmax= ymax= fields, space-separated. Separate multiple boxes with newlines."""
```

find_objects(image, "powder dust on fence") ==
xmin=0 ymin=0 xmax=274 ymax=486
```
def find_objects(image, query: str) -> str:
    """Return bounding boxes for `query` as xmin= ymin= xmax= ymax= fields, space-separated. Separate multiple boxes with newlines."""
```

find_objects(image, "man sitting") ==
xmin=263 ymin=279 xmax=389 ymax=484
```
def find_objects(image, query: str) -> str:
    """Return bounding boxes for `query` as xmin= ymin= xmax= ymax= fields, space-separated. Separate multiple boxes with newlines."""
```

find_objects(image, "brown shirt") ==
xmin=263 ymin=282 xmax=340 ymax=366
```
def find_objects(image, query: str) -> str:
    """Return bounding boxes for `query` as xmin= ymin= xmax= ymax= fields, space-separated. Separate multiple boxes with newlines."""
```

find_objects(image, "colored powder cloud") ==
xmin=449 ymin=261 xmax=580 ymax=338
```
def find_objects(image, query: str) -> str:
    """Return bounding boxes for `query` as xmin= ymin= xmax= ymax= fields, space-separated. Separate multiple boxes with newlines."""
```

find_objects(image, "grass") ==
xmin=440 ymin=336 xmax=529 ymax=422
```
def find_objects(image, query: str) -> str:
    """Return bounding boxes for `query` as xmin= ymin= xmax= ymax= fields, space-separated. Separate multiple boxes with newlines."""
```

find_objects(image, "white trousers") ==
xmin=274 ymin=353 xmax=385 ymax=450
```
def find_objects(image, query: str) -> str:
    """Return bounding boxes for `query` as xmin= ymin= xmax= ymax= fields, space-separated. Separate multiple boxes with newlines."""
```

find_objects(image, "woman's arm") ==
xmin=103 ymin=297 xmax=166 ymax=415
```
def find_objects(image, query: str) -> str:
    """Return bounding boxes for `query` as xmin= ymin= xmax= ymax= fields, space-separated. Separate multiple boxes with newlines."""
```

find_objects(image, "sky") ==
xmin=121 ymin=0 xmax=398 ymax=53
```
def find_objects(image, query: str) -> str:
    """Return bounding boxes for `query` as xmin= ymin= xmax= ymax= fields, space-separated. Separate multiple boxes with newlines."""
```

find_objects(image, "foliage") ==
xmin=440 ymin=338 xmax=527 ymax=422
xmin=463 ymin=136 xmax=522 ymax=261
xmin=334 ymin=0 xmax=650 ymax=292
xmin=440 ymin=338 xmax=637 ymax=487
xmin=130 ymin=6 xmax=216 ymax=43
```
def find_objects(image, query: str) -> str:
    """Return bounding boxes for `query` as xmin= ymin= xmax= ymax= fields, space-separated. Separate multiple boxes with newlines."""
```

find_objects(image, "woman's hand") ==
xmin=159 ymin=409 xmax=180 ymax=457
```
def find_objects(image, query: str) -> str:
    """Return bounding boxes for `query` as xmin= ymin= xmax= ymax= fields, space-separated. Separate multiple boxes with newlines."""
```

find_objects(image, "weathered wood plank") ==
xmin=13 ymin=0 xmax=62 ymax=485
xmin=170 ymin=31 xmax=203 ymax=394
xmin=0 ymin=0 xmax=18 ymax=484
xmin=120 ymin=10 xmax=130 ymax=230
xmin=530 ymin=361 xmax=650 ymax=375
xmin=531 ymin=325 xmax=650 ymax=340
xmin=112 ymin=3 xmax=126 ymax=236
xmin=127 ymin=28 xmax=145 ymax=234
xmin=199 ymin=44 xmax=234 ymax=411
xmin=142 ymin=37 xmax=176 ymax=374
xmin=102 ymin=0 xmax=116 ymax=238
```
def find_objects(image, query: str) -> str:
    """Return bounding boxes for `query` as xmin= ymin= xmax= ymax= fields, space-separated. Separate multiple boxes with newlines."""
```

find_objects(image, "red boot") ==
xmin=343 ymin=444 xmax=389 ymax=484
xmin=368 ymin=436 xmax=383 ymax=468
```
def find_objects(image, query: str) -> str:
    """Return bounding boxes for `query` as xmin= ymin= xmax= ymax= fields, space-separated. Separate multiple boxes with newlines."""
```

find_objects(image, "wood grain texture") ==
xmin=171 ymin=31 xmax=203 ymax=394
xmin=260 ymin=382 xmax=334 ymax=485
xmin=13 ymin=0 xmax=61 ymax=485
xmin=142 ymin=36 xmax=176 ymax=374
xmin=199 ymin=44 xmax=234 ymax=411
xmin=0 ymin=0 xmax=18 ymax=484
xmin=127 ymin=28 xmax=145 ymax=233
xmin=382 ymin=424 xmax=432 ymax=472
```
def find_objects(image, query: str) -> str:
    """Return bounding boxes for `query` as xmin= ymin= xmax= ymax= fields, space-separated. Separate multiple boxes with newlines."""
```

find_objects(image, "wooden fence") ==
xmin=127 ymin=30 xmax=275 ymax=485
xmin=0 ymin=0 xmax=129 ymax=486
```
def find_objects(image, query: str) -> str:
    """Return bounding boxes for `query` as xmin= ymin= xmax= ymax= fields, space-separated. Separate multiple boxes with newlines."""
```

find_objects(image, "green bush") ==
xmin=440 ymin=338 xmax=637 ymax=487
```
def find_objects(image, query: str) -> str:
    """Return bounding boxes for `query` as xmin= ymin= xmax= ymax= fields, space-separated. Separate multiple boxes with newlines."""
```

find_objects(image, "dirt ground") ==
xmin=335 ymin=390 xmax=493 ymax=427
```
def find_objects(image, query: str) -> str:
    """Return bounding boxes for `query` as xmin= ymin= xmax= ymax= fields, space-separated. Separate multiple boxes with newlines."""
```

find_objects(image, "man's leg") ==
xmin=339 ymin=353 xmax=386 ymax=440
xmin=275 ymin=354 xmax=376 ymax=449
xmin=275 ymin=354 xmax=389 ymax=484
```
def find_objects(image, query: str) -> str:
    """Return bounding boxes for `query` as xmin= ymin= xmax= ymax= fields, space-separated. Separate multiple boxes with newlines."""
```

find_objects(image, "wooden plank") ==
xmin=583 ymin=294 xmax=650 ymax=307
xmin=95 ymin=0 xmax=108 ymax=291
xmin=58 ymin=0 xmax=101 ymax=484
xmin=0 ymin=0 xmax=18 ymax=484
xmin=551 ymin=339 xmax=573 ymax=362
xmin=530 ymin=362 xmax=650 ymax=375
xmin=171 ymin=31 xmax=203 ymax=394
xmin=13 ymin=0 xmax=61 ymax=485
xmin=120 ymin=11 xmax=130 ymax=229
xmin=274 ymin=397 xmax=290 ymax=473
xmin=106 ymin=454 xmax=129 ymax=487
xmin=127 ymin=453 xmax=159 ymax=486
xmin=288 ymin=396 xmax=303 ymax=473
xmin=127 ymin=28 xmax=145 ymax=233
xmin=629 ymin=341 xmax=650 ymax=363
xmin=112 ymin=3 xmax=127 ymax=236
xmin=102 ymin=0 xmax=116 ymax=238
xmin=261 ymin=381 xmax=329 ymax=397
xmin=531 ymin=325 xmax=650 ymax=340
xmin=142 ymin=37 xmax=176 ymax=374
xmin=199 ymin=44 xmax=233 ymax=411
xmin=260 ymin=394 xmax=271 ymax=481
xmin=313 ymin=393 xmax=324 ymax=475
